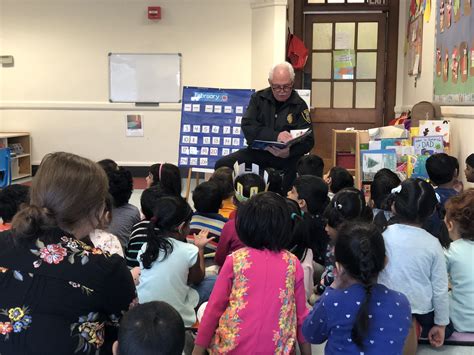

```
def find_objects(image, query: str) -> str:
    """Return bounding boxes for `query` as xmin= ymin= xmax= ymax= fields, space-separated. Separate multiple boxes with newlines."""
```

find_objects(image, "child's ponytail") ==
xmin=335 ymin=222 xmax=386 ymax=349
xmin=140 ymin=196 xmax=192 ymax=269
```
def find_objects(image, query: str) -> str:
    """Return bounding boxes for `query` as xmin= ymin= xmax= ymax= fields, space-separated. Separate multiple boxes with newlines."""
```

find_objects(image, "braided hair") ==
xmin=334 ymin=222 xmax=386 ymax=349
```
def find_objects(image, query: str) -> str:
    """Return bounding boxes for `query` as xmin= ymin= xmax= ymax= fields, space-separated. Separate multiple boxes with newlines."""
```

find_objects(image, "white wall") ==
xmin=0 ymin=0 xmax=254 ymax=165
xmin=395 ymin=0 xmax=474 ymax=185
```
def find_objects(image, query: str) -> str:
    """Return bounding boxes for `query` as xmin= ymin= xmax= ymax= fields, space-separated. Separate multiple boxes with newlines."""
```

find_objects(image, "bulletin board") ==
xmin=178 ymin=87 xmax=254 ymax=172
xmin=434 ymin=0 xmax=474 ymax=105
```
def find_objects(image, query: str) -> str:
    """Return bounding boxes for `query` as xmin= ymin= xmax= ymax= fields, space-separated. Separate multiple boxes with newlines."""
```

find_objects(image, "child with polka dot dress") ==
xmin=303 ymin=223 xmax=411 ymax=354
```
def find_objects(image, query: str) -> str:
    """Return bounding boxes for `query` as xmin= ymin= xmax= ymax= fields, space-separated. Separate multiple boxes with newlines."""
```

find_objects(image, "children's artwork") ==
xmin=418 ymin=120 xmax=450 ymax=144
xmin=407 ymin=154 xmax=430 ymax=180
xmin=434 ymin=0 xmax=474 ymax=104
xmin=333 ymin=50 xmax=355 ymax=80
xmin=413 ymin=135 xmax=445 ymax=155
xmin=126 ymin=114 xmax=144 ymax=137
xmin=408 ymin=15 xmax=423 ymax=76
xmin=361 ymin=149 xmax=397 ymax=182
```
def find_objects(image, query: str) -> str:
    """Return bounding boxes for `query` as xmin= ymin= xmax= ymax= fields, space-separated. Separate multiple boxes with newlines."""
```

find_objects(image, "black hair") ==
xmin=297 ymin=154 xmax=324 ymax=178
xmin=141 ymin=196 xmax=192 ymax=269
xmin=192 ymin=181 xmax=223 ymax=214
xmin=370 ymin=169 xmax=401 ymax=231
xmin=328 ymin=166 xmax=354 ymax=193
xmin=140 ymin=185 xmax=171 ymax=220
xmin=450 ymin=156 xmax=459 ymax=178
xmin=233 ymin=173 xmax=266 ymax=204
xmin=324 ymin=188 xmax=373 ymax=229
xmin=236 ymin=192 xmax=292 ymax=251
xmin=148 ymin=163 xmax=182 ymax=196
xmin=209 ymin=167 xmax=234 ymax=200
xmin=370 ymin=169 xmax=401 ymax=209
xmin=265 ymin=167 xmax=283 ymax=196
xmin=426 ymin=153 xmax=456 ymax=185
xmin=0 ymin=184 xmax=30 ymax=223
xmin=391 ymin=178 xmax=437 ymax=225
xmin=286 ymin=198 xmax=329 ymax=263
xmin=335 ymin=222 xmax=386 ymax=349
xmin=466 ymin=154 xmax=474 ymax=168
xmin=107 ymin=167 xmax=134 ymax=208
xmin=118 ymin=301 xmax=185 ymax=355
xmin=97 ymin=159 xmax=119 ymax=174
xmin=293 ymin=175 xmax=329 ymax=215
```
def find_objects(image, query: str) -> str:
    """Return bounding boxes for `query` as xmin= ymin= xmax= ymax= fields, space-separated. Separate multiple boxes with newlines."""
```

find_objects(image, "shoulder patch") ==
xmin=302 ymin=109 xmax=311 ymax=124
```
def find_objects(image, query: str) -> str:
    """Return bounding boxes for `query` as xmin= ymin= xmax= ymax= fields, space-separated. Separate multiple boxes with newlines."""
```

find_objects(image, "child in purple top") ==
xmin=303 ymin=222 xmax=411 ymax=354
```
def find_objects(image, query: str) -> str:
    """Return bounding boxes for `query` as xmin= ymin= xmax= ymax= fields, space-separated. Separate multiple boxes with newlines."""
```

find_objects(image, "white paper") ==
xmin=369 ymin=140 xmax=382 ymax=150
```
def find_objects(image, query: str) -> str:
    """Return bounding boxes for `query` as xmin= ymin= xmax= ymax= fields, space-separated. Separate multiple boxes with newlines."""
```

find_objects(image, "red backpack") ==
xmin=287 ymin=33 xmax=308 ymax=70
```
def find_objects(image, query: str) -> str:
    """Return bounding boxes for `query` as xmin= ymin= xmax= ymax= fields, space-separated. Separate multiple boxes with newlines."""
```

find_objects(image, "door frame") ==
xmin=292 ymin=0 xmax=399 ymax=125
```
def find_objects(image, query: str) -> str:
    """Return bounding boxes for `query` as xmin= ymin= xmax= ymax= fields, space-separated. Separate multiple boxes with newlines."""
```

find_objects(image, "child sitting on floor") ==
xmin=303 ymin=222 xmax=411 ymax=354
xmin=125 ymin=185 xmax=170 ymax=268
xmin=137 ymin=195 xmax=216 ymax=327
xmin=113 ymin=301 xmax=185 ymax=355
xmin=209 ymin=167 xmax=236 ymax=218
xmin=378 ymin=178 xmax=452 ymax=353
xmin=465 ymin=154 xmax=474 ymax=183
xmin=287 ymin=175 xmax=329 ymax=266
xmin=193 ymin=192 xmax=311 ymax=355
xmin=102 ymin=164 xmax=141 ymax=250
xmin=318 ymin=188 xmax=372 ymax=295
xmin=145 ymin=162 xmax=182 ymax=196
xmin=444 ymin=189 xmax=474 ymax=333
xmin=0 ymin=184 xmax=29 ymax=231
xmin=214 ymin=171 xmax=266 ymax=267
xmin=370 ymin=168 xmax=400 ymax=231
xmin=324 ymin=166 xmax=354 ymax=199
xmin=188 ymin=181 xmax=228 ymax=256
xmin=296 ymin=154 xmax=324 ymax=178
xmin=426 ymin=153 xmax=459 ymax=206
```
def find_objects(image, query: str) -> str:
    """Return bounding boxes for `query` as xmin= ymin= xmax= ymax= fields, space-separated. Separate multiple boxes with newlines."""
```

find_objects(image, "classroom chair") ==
xmin=0 ymin=148 xmax=12 ymax=188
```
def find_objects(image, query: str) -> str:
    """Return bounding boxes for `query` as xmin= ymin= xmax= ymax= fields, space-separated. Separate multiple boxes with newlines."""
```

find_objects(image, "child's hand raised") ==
xmin=194 ymin=229 xmax=214 ymax=250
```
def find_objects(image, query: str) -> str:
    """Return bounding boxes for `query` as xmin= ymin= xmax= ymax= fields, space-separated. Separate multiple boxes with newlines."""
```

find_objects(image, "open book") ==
xmin=251 ymin=128 xmax=312 ymax=150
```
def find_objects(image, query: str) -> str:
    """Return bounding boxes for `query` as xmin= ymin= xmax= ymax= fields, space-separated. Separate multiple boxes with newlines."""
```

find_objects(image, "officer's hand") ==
xmin=266 ymin=146 xmax=290 ymax=158
xmin=277 ymin=131 xmax=293 ymax=143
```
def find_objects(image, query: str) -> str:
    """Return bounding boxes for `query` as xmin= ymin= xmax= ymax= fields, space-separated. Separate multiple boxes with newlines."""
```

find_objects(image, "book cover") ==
xmin=360 ymin=149 xmax=397 ymax=181
xmin=412 ymin=135 xmax=444 ymax=155
xmin=251 ymin=128 xmax=312 ymax=150
xmin=419 ymin=120 xmax=450 ymax=144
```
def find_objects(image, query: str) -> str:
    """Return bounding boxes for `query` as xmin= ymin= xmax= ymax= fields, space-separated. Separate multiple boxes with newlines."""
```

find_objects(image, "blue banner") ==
xmin=178 ymin=86 xmax=254 ymax=171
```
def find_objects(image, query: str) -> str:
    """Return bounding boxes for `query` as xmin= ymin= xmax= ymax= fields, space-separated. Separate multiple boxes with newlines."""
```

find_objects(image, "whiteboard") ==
xmin=109 ymin=53 xmax=181 ymax=103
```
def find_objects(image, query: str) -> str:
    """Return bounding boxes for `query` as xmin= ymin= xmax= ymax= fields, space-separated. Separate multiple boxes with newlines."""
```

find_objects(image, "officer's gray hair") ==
xmin=268 ymin=62 xmax=295 ymax=82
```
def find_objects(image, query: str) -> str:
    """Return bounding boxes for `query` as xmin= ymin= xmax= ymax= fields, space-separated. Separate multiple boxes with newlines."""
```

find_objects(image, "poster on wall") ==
xmin=408 ymin=15 xmax=424 ymax=76
xmin=178 ymin=87 xmax=254 ymax=172
xmin=434 ymin=0 xmax=474 ymax=104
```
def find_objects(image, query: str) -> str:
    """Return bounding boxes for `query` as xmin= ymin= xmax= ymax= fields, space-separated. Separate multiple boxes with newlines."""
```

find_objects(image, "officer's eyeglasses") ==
xmin=271 ymin=84 xmax=293 ymax=92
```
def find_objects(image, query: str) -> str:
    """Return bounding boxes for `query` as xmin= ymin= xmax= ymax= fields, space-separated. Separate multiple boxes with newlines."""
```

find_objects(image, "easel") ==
xmin=184 ymin=167 xmax=214 ymax=202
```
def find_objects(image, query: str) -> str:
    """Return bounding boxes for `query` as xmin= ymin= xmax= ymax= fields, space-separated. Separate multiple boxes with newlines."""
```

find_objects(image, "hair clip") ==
xmin=391 ymin=185 xmax=402 ymax=194
xmin=334 ymin=201 xmax=343 ymax=210
xmin=158 ymin=163 xmax=164 ymax=181
xmin=291 ymin=212 xmax=304 ymax=221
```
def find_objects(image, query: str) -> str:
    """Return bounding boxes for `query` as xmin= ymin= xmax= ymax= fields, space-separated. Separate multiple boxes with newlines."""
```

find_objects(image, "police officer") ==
xmin=215 ymin=61 xmax=314 ymax=192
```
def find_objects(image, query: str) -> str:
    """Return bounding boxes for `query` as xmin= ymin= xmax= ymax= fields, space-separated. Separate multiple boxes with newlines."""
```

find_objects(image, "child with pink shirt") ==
xmin=193 ymin=192 xmax=311 ymax=354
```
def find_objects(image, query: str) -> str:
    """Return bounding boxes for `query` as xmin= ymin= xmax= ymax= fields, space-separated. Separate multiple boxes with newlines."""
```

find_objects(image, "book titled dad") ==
xmin=413 ymin=135 xmax=444 ymax=155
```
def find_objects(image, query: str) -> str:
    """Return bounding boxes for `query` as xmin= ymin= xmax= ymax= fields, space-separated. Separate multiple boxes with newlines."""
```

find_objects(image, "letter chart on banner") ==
xmin=178 ymin=86 xmax=255 ymax=171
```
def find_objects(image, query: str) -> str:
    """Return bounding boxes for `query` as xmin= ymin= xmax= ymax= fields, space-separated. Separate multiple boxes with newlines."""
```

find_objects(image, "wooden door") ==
xmin=305 ymin=13 xmax=387 ymax=169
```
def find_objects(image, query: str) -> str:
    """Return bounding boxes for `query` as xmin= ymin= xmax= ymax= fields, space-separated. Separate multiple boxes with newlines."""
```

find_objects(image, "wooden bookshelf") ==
xmin=0 ymin=132 xmax=32 ymax=181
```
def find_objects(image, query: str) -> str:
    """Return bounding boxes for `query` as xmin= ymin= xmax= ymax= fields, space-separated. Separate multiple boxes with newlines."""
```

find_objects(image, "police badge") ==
xmin=287 ymin=113 xmax=294 ymax=124
xmin=302 ymin=109 xmax=311 ymax=124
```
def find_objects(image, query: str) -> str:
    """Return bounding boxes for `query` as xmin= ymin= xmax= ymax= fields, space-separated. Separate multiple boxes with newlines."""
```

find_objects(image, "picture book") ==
xmin=412 ymin=135 xmax=445 ymax=155
xmin=407 ymin=154 xmax=429 ymax=180
xmin=360 ymin=149 xmax=397 ymax=181
xmin=251 ymin=128 xmax=312 ymax=150
xmin=419 ymin=120 xmax=450 ymax=144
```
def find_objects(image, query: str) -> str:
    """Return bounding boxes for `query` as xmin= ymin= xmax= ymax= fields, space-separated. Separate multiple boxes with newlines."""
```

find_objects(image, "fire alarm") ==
xmin=148 ymin=6 xmax=161 ymax=20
